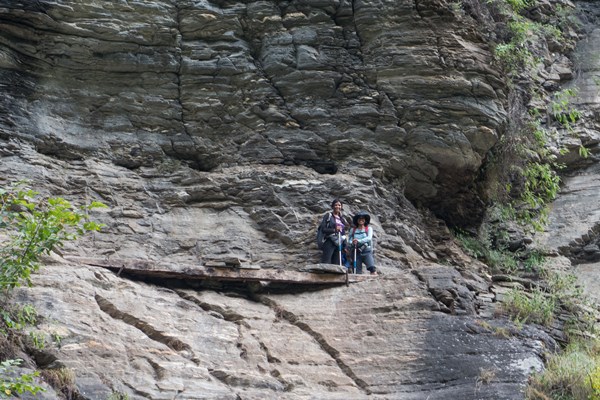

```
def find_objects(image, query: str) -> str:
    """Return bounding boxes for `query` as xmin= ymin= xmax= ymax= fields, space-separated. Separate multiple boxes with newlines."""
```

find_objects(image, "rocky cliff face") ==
xmin=0 ymin=0 xmax=596 ymax=399
xmin=0 ymin=0 xmax=508 ymax=226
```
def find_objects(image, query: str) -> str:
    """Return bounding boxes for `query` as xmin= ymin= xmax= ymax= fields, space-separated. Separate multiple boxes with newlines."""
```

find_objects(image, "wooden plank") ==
xmin=64 ymin=256 xmax=371 ymax=285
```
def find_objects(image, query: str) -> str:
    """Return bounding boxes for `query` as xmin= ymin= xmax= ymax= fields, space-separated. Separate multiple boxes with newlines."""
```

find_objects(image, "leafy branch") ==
xmin=0 ymin=181 xmax=106 ymax=290
xmin=0 ymin=359 xmax=44 ymax=398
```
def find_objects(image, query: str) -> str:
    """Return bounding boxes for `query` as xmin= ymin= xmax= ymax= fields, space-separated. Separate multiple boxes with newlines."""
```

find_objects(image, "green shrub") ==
xmin=0 ymin=182 xmax=106 ymax=398
xmin=28 ymin=331 xmax=46 ymax=350
xmin=454 ymin=229 xmax=522 ymax=273
xmin=513 ymin=161 xmax=560 ymax=231
xmin=523 ymin=162 xmax=560 ymax=205
xmin=579 ymin=145 xmax=590 ymax=158
xmin=1 ymin=304 xmax=37 ymax=333
xmin=503 ymin=287 xmax=556 ymax=326
xmin=494 ymin=42 xmax=535 ymax=72
xmin=522 ymin=250 xmax=545 ymax=271
xmin=589 ymin=365 xmax=600 ymax=399
xmin=0 ymin=359 xmax=44 ymax=398
xmin=0 ymin=181 xmax=106 ymax=290
xmin=504 ymin=0 xmax=534 ymax=13
xmin=455 ymin=231 xmax=487 ymax=259
xmin=51 ymin=332 xmax=63 ymax=347
xmin=551 ymin=88 xmax=581 ymax=128
xmin=527 ymin=340 xmax=600 ymax=399
xmin=487 ymin=249 xmax=519 ymax=273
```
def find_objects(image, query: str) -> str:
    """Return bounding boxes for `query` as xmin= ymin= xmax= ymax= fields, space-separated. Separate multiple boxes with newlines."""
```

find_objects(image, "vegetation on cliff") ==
xmin=454 ymin=0 xmax=600 ymax=398
xmin=0 ymin=0 xmax=596 ymax=397
xmin=0 ymin=181 xmax=105 ymax=398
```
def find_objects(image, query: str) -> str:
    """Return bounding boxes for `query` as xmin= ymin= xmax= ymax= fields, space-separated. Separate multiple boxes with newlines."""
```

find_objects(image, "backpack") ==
xmin=351 ymin=226 xmax=369 ymax=237
xmin=316 ymin=212 xmax=331 ymax=250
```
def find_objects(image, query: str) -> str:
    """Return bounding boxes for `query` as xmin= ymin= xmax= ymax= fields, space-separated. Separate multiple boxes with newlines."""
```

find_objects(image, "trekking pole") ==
xmin=353 ymin=246 xmax=357 ymax=274
xmin=344 ymin=244 xmax=350 ymax=285
xmin=338 ymin=231 xmax=342 ymax=267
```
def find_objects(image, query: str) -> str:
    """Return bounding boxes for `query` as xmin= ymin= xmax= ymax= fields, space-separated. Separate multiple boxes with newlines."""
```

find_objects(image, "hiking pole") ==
xmin=338 ymin=231 xmax=342 ymax=267
xmin=344 ymin=239 xmax=350 ymax=286
xmin=353 ymin=246 xmax=357 ymax=274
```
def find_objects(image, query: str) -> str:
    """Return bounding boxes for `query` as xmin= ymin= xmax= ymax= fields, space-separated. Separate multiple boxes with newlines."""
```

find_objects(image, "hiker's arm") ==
xmin=322 ymin=214 xmax=336 ymax=235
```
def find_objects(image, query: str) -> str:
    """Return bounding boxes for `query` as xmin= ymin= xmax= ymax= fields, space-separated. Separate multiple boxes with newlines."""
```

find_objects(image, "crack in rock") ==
xmin=174 ymin=290 xmax=249 ymax=325
xmin=253 ymin=294 xmax=371 ymax=395
xmin=259 ymin=339 xmax=281 ymax=364
xmin=94 ymin=294 xmax=194 ymax=356
xmin=145 ymin=356 xmax=167 ymax=381
xmin=207 ymin=368 xmax=286 ymax=392
xmin=269 ymin=368 xmax=294 ymax=392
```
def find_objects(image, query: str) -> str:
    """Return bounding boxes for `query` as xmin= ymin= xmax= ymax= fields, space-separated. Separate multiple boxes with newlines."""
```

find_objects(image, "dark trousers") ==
xmin=353 ymin=250 xmax=376 ymax=274
xmin=320 ymin=238 xmax=342 ymax=265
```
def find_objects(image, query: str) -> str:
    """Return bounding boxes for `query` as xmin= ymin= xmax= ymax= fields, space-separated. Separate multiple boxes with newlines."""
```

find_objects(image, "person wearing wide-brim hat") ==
xmin=352 ymin=211 xmax=371 ymax=226
xmin=349 ymin=210 xmax=377 ymax=275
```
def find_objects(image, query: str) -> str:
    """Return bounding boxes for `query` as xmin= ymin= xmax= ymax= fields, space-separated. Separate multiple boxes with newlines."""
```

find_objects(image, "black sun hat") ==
xmin=353 ymin=210 xmax=371 ymax=226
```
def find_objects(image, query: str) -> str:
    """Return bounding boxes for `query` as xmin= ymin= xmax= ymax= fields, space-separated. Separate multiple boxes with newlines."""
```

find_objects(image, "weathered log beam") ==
xmin=65 ymin=256 xmax=372 ymax=285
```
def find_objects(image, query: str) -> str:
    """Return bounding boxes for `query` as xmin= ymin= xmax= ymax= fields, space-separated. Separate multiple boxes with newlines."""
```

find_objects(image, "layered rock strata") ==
xmin=0 ymin=0 xmax=509 ymax=225
xmin=0 ymin=0 xmax=593 ymax=399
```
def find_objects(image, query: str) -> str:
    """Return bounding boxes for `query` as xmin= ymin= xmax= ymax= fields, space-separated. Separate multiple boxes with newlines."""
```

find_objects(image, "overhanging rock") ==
xmin=65 ymin=256 xmax=373 ymax=286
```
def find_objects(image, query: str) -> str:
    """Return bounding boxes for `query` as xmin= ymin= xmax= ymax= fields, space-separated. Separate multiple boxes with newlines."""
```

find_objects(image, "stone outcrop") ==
xmin=13 ymin=260 xmax=555 ymax=399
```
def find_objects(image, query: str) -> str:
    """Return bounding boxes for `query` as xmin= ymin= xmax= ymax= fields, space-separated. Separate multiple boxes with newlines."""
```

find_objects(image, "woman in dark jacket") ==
xmin=320 ymin=199 xmax=347 ymax=265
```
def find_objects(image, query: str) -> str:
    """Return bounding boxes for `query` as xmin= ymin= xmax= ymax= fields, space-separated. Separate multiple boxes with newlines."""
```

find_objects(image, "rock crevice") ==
xmin=253 ymin=294 xmax=371 ymax=395
xmin=95 ymin=294 xmax=194 ymax=355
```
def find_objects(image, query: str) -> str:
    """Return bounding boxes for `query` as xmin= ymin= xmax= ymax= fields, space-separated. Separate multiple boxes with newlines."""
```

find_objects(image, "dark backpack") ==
xmin=316 ymin=212 xmax=331 ymax=250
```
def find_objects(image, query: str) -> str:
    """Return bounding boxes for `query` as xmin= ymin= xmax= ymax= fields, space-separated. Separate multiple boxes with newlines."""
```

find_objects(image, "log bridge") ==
xmin=65 ymin=256 xmax=372 ymax=286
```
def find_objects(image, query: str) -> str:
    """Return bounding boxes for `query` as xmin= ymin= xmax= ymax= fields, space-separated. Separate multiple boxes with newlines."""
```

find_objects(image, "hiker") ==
xmin=349 ymin=210 xmax=377 ymax=275
xmin=319 ymin=199 xmax=347 ymax=265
